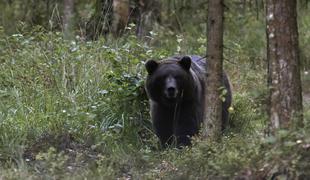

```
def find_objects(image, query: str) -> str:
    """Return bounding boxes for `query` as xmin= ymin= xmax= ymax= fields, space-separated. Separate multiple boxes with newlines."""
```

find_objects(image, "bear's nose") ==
xmin=167 ymin=87 xmax=176 ymax=94
xmin=165 ymin=76 xmax=178 ymax=98
xmin=166 ymin=86 xmax=177 ymax=98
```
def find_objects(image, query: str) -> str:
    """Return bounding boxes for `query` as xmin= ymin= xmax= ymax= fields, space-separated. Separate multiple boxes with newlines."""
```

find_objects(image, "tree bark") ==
xmin=266 ymin=0 xmax=303 ymax=131
xmin=204 ymin=0 xmax=224 ymax=140
xmin=135 ymin=0 xmax=161 ymax=39
xmin=63 ymin=0 xmax=76 ymax=92
xmin=86 ymin=0 xmax=113 ymax=40
xmin=63 ymin=0 xmax=75 ymax=40
xmin=112 ymin=0 xmax=130 ymax=36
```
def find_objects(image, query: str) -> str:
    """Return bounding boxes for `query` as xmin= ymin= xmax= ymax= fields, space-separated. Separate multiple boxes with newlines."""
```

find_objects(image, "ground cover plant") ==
xmin=0 ymin=1 xmax=310 ymax=179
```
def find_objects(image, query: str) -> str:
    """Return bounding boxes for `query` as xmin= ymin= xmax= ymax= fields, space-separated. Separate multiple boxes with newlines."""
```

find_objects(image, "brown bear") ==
xmin=145 ymin=55 xmax=232 ymax=147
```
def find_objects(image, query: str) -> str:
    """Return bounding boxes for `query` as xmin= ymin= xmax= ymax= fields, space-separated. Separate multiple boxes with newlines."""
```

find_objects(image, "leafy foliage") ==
xmin=0 ymin=0 xmax=310 ymax=179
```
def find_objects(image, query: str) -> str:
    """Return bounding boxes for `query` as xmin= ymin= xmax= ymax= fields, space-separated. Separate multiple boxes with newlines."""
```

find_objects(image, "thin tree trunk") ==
xmin=266 ymin=0 xmax=303 ymax=131
xmin=204 ymin=0 xmax=224 ymax=140
xmin=63 ymin=0 xmax=76 ymax=91
xmin=63 ymin=0 xmax=74 ymax=40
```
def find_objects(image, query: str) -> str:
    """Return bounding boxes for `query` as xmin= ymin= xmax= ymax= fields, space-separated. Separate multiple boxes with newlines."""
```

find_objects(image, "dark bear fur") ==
xmin=145 ymin=55 xmax=232 ymax=147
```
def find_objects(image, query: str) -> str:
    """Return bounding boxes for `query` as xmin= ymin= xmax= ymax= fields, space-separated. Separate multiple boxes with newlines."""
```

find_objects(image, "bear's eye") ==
xmin=160 ymin=75 xmax=168 ymax=81
xmin=174 ymin=75 xmax=183 ymax=81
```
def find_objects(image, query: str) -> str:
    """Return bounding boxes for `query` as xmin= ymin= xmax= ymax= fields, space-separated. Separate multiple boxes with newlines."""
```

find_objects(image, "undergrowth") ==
xmin=0 ymin=25 xmax=309 ymax=179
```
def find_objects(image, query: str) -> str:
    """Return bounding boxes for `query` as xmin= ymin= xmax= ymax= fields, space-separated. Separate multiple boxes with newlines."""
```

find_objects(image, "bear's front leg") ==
xmin=174 ymin=104 xmax=200 ymax=147
xmin=175 ymin=125 xmax=197 ymax=147
xmin=151 ymin=103 xmax=175 ymax=148
xmin=153 ymin=120 xmax=174 ymax=147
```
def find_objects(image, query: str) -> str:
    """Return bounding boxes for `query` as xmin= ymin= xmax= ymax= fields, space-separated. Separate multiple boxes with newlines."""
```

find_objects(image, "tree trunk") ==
xmin=63 ymin=0 xmax=75 ymax=40
xmin=112 ymin=0 xmax=130 ymax=37
xmin=133 ymin=0 xmax=161 ymax=39
xmin=266 ymin=0 xmax=303 ymax=131
xmin=63 ymin=0 xmax=76 ymax=92
xmin=86 ymin=0 xmax=113 ymax=40
xmin=204 ymin=0 xmax=224 ymax=140
xmin=85 ymin=0 xmax=160 ymax=40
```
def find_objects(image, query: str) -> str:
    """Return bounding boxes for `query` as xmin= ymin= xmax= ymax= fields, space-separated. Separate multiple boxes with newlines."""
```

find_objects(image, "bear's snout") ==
xmin=165 ymin=76 xmax=178 ymax=99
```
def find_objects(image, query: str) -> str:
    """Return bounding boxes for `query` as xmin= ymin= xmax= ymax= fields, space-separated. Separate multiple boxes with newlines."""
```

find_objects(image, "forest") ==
xmin=0 ymin=0 xmax=310 ymax=179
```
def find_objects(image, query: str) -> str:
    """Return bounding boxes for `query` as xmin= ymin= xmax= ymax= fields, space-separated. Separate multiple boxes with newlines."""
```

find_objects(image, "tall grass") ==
xmin=0 ymin=4 xmax=310 ymax=178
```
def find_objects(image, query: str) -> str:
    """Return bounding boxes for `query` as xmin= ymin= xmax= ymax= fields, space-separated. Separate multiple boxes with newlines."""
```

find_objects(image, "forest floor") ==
xmin=1 ymin=31 xmax=310 ymax=179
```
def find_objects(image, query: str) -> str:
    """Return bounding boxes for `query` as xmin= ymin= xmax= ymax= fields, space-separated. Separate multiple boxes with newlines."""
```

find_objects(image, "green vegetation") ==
xmin=0 ymin=1 xmax=310 ymax=179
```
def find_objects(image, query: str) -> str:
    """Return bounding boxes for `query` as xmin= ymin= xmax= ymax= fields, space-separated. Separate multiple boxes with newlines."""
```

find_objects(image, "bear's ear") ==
xmin=179 ymin=56 xmax=192 ymax=71
xmin=145 ymin=60 xmax=159 ymax=74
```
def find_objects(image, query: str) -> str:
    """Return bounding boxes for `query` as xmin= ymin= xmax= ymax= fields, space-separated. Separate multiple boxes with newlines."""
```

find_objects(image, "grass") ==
xmin=0 ymin=22 xmax=310 ymax=179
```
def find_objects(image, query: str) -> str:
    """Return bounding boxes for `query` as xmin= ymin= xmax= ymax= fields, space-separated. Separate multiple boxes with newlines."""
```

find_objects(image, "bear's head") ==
xmin=145 ymin=56 xmax=195 ymax=106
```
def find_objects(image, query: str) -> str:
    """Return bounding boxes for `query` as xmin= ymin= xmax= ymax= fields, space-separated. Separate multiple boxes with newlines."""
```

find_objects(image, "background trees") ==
xmin=266 ymin=0 xmax=303 ymax=131
xmin=205 ymin=0 xmax=304 ymax=138
xmin=86 ymin=0 xmax=161 ymax=40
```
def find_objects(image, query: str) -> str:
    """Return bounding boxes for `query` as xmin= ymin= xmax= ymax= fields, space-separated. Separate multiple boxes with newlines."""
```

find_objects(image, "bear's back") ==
xmin=166 ymin=55 xmax=206 ymax=73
